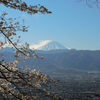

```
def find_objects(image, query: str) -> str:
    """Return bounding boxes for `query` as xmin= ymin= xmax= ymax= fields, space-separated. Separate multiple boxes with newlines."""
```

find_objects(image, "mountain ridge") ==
xmin=0 ymin=48 xmax=100 ymax=73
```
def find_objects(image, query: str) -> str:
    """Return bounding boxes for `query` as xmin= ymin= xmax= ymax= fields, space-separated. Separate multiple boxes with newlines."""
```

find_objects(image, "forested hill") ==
xmin=0 ymin=48 xmax=100 ymax=72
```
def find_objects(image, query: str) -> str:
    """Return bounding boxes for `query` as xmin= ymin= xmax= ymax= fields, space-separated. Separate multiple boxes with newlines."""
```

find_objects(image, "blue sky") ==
xmin=0 ymin=0 xmax=100 ymax=50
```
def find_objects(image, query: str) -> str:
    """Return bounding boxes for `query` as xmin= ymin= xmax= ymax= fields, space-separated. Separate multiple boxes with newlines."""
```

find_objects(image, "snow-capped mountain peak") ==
xmin=30 ymin=40 xmax=52 ymax=50
xmin=30 ymin=40 xmax=69 ymax=51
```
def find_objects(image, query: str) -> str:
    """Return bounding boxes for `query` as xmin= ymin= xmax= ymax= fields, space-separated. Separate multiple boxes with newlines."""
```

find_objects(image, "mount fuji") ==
xmin=30 ymin=40 xmax=70 ymax=51
xmin=0 ymin=40 xmax=100 ymax=72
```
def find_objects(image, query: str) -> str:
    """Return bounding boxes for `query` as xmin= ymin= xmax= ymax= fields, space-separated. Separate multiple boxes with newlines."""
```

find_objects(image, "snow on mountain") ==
xmin=1 ymin=42 xmax=21 ymax=48
xmin=30 ymin=40 xmax=69 ymax=51
xmin=0 ymin=43 xmax=20 ymax=52
xmin=0 ymin=43 xmax=12 ymax=48
xmin=0 ymin=40 xmax=70 ymax=51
